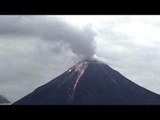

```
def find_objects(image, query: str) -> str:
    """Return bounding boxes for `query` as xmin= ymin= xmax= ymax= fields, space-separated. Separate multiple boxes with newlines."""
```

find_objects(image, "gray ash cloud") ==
xmin=0 ymin=16 xmax=96 ymax=59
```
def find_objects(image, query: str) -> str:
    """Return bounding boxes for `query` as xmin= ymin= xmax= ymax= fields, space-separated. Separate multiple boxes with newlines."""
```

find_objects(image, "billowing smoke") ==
xmin=0 ymin=16 xmax=96 ymax=59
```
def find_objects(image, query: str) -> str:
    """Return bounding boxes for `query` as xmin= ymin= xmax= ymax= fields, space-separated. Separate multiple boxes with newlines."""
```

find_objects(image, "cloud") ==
xmin=0 ymin=16 xmax=97 ymax=59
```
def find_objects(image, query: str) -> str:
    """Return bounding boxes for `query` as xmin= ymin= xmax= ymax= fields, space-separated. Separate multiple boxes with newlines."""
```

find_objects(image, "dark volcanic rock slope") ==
xmin=13 ymin=59 xmax=160 ymax=105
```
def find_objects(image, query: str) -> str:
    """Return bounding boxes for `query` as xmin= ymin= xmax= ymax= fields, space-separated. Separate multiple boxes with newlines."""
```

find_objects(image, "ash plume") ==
xmin=0 ymin=16 xmax=97 ymax=59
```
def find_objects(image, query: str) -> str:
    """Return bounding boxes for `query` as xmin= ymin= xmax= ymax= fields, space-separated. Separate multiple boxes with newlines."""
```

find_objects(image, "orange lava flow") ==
xmin=67 ymin=67 xmax=74 ymax=73
xmin=72 ymin=60 xmax=88 ymax=92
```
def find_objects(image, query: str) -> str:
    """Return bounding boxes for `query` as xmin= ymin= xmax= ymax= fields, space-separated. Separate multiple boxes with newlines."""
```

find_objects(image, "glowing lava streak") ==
xmin=72 ymin=60 xmax=88 ymax=92
xmin=67 ymin=67 xmax=74 ymax=73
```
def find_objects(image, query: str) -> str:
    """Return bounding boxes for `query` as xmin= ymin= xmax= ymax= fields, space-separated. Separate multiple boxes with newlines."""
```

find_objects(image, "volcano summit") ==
xmin=14 ymin=59 xmax=160 ymax=105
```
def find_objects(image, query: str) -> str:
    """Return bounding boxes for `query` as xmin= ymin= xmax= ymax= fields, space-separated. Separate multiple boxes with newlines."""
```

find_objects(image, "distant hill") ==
xmin=0 ymin=95 xmax=10 ymax=103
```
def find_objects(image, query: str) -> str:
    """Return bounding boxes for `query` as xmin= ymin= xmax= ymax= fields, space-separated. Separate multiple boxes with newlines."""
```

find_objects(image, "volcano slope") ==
xmin=13 ymin=59 xmax=160 ymax=105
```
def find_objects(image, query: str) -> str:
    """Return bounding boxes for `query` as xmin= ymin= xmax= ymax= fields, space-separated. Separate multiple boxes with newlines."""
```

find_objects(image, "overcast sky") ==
xmin=1 ymin=15 xmax=160 ymax=103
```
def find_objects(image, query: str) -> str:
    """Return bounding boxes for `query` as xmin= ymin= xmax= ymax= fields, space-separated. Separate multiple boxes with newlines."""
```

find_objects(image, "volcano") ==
xmin=13 ymin=59 xmax=160 ymax=105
